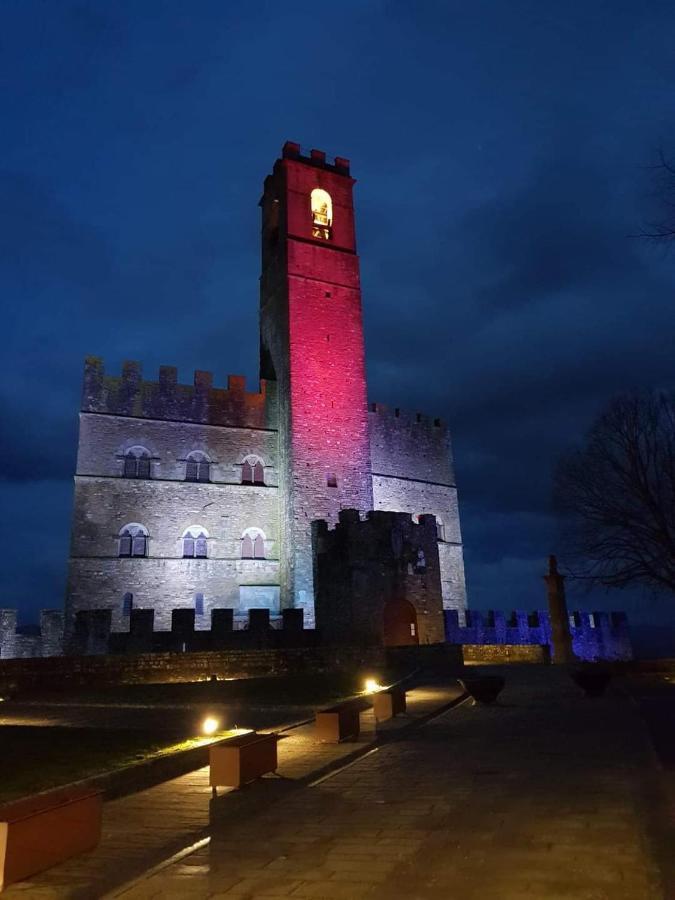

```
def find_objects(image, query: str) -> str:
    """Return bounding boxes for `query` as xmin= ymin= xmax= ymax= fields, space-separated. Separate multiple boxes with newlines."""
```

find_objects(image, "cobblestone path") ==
xmin=4 ymin=684 xmax=462 ymax=898
xmin=114 ymin=668 xmax=666 ymax=900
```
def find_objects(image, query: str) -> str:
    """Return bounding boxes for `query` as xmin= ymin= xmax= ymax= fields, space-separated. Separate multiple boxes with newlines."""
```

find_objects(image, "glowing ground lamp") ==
xmin=364 ymin=678 xmax=385 ymax=695
xmin=202 ymin=716 xmax=220 ymax=736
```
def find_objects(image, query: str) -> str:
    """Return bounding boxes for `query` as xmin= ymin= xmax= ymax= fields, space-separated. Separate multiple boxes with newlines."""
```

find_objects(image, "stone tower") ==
xmin=259 ymin=142 xmax=373 ymax=618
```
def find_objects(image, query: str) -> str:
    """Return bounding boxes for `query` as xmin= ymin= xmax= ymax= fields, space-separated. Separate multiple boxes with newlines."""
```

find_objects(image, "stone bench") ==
xmin=314 ymin=700 xmax=364 ymax=743
xmin=373 ymin=687 xmax=407 ymax=723
xmin=209 ymin=731 xmax=278 ymax=795
xmin=0 ymin=786 xmax=102 ymax=891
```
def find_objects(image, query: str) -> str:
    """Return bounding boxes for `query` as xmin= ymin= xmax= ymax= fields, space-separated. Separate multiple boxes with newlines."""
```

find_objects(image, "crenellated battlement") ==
xmin=280 ymin=141 xmax=350 ymax=175
xmin=82 ymin=357 xmax=278 ymax=429
xmin=444 ymin=609 xmax=632 ymax=662
xmin=313 ymin=510 xmax=446 ymax=647
xmin=0 ymin=609 xmax=64 ymax=659
xmin=369 ymin=402 xmax=445 ymax=430
xmin=0 ymin=607 xmax=318 ymax=660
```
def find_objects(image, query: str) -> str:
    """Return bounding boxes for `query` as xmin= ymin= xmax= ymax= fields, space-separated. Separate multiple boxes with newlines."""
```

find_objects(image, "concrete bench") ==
xmin=373 ymin=687 xmax=407 ymax=723
xmin=209 ymin=731 xmax=278 ymax=794
xmin=314 ymin=701 xmax=363 ymax=743
xmin=0 ymin=786 xmax=102 ymax=891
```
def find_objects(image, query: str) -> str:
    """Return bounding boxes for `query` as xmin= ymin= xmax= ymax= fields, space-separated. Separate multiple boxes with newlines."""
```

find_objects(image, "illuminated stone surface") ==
xmin=57 ymin=144 xmax=467 ymax=643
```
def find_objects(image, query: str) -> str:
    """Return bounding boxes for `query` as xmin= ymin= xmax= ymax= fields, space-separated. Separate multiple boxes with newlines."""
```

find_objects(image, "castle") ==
xmin=64 ymin=143 xmax=468 ymax=637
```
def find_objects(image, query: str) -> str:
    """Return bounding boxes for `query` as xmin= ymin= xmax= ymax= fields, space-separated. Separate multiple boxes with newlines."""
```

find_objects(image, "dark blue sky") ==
xmin=2 ymin=1 xmax=675 ymax=638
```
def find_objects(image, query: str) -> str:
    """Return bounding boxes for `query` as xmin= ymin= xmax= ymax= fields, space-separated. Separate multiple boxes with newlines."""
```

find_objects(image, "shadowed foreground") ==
xmin=113 ymin=667 xmax=666 ymax=900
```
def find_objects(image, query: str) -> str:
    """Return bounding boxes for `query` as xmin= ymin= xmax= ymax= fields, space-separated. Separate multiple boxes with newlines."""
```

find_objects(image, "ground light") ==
xmin=202 ymin=716 xmax=220 ymax=736
xmin=364 ymin=678 xmax=386 ymax=694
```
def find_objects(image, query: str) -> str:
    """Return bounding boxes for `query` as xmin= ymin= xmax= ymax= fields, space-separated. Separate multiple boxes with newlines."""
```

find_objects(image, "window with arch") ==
xmin=123 ymin=447 xmax=151 ymax=479
xmin=194 ymin=592 xmax=205 ymax=616
xmin=122 ymin=592 xmax=133 ymax=615
xmin=310 ymin=188 xmax=332 ymax=240
xmin=241 ymin=528 xmax=265 ymax=559
xmin=241 ymin=456 xmax=265 ymax=485
xmin=182 ymin=526 xmax=209 ymax=558
xmin=118 ymin=524 xmax=148 ymax=558
xmin=185 ymin=451 xmax=210 ymax=483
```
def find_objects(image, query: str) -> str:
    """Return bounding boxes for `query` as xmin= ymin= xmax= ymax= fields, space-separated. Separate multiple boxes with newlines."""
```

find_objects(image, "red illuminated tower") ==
xmin=260 ymin=142 xmax=373 ymax=617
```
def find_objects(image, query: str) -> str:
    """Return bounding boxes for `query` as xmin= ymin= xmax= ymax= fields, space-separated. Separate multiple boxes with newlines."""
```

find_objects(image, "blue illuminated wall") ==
xmin=444 ymin=609 xmax=632 ymax=662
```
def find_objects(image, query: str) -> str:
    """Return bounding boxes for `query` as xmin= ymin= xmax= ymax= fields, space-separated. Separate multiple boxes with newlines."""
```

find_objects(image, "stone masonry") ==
xmin=313 ymin=509 xmax=446 ymax=646
xmin=58 ymin=142 xmax=468 ymax=644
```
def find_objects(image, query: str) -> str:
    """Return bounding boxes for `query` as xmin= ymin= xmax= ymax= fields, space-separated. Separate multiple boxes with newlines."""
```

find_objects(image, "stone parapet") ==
xmin=444 ymin=609 xmax=632 ymax=662
xmin=82 ymin=358 xmax=278 ymax=429
xmin=0 ymin=610 xmax=65 ymax=659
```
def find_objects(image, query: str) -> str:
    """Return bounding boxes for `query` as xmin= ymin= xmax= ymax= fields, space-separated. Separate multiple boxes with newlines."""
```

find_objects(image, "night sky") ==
xmin=3 ymin=2 xmax=675 ymax=647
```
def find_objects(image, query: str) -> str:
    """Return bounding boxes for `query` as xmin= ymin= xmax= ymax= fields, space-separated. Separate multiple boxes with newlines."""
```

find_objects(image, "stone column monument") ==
xmin=544 ymin=555 xmax=576 ymax=664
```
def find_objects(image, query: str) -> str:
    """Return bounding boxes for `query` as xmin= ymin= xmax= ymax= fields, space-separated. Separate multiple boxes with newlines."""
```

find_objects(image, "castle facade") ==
xmin=65 ymin=143 xmax=467 ymax=634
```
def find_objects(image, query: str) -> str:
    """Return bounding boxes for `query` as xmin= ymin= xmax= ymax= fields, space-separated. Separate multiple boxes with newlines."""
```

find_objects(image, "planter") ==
xmin=209 ymin=731 xmax=278 ymax=793
xmin=315 ymin=702 xmax=362 ymax=742
xmin=373 ymin=688 xmax=407 ymax=723
xmin=459 ymin=675 xmax=505 ymax=704
xmin=0 ymin=786 xmax=102 ymax=891
xmin=570 ymin=667 xmax=612 ymax=698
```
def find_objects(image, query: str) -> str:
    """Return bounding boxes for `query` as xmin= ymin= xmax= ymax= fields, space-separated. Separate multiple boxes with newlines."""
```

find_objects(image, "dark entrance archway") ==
xmin=383 ymin=598 xmax=419 ymax=647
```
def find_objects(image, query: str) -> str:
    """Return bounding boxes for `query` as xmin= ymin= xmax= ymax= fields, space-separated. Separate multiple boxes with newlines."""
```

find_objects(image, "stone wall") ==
xmin=369 ymin=405 xmax=454 ymax=483
xmin=66 ymin=408 xmax=281 ymax=632
xmin=313 ymin=509 xmax=446 ymax=646
xmin=0 ymin=643 xmax=386 ymax=693
xmin=63 ymin=143 xmax=468 ymax=641
xmin=76 ymin=412 xmax=279 ymax=484
xmin=259 ymin=142 xmax=373 ymax=618
xmin=445 ymin=609 xmax=632 ymax=662
xmin=462 ymin=644 xmax=549 ymax=665
xmin=0 ymin=610 xmax=64 ymax=659
xmin=82 ymin=359 xmax=277 ymax=429
xmin=369 ymin=404 xmax=467 ymax=615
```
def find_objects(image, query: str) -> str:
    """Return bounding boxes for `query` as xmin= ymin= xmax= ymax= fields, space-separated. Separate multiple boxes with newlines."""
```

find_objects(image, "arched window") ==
xmin=185 ymin=451 xmax=210 ymax=483
xmin=241 ymin=456 xmax=266 ymax=485
xmin=241 ymin=528 xmax=266 ymax=559
xmin=122 ymin=592 xmax=133 ymax=615
xmin=310 ymin=188 xmax=332 ymax=240
xmin=436 ymin=519 xmax=445 ymax=541
xmin=118 ymin=524 xmax=148 ymax=558
xmin=123 ymin=447 xmax=151 ymax=479
xmin=182 ymin=526 xmax=209 ymax=558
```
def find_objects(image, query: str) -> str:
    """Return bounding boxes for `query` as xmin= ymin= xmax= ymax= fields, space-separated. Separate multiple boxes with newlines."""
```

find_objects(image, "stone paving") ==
xmin=108 ymin=667 xmax=667 ymax=900
xmin=4 ymin=683 xmax=462 ymax=899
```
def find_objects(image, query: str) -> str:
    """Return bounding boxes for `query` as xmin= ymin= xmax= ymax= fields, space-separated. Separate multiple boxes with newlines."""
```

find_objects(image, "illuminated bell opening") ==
xmin=310 ymin=188 xmax=332 ymax=235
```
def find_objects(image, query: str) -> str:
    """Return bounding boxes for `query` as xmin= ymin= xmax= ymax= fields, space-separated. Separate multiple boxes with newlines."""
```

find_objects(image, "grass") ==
xmin=0 ymin=726 xmax=207 ymax=805
xmin=0 ymin=669 xmax=397 ymax=804
xmin=14 ymin=670 xmax=381 ymax=708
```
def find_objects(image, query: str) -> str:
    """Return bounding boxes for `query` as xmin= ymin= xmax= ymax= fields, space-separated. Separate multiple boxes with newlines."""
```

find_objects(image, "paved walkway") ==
xmin=5 ymin=683 xmax=462 ymax=899
xmin=110 ymin=668 xmax=666 ymax=900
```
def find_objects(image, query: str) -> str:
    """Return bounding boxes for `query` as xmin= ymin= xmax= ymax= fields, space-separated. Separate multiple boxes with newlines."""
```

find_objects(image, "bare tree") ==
xmin=642 ymin=149 xmax=675 ymax=241
xmin=554 ymin=392 xmax=675 ymax=593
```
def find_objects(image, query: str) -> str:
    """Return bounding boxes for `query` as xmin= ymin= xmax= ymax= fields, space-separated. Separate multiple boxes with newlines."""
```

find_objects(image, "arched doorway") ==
xmin=383 ymin=598 xmax=419 ymax=647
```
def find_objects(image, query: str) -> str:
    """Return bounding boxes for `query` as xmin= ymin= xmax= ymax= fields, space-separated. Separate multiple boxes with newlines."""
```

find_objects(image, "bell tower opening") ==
xmin=310 ymin=188 xmax=332 ymax=240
